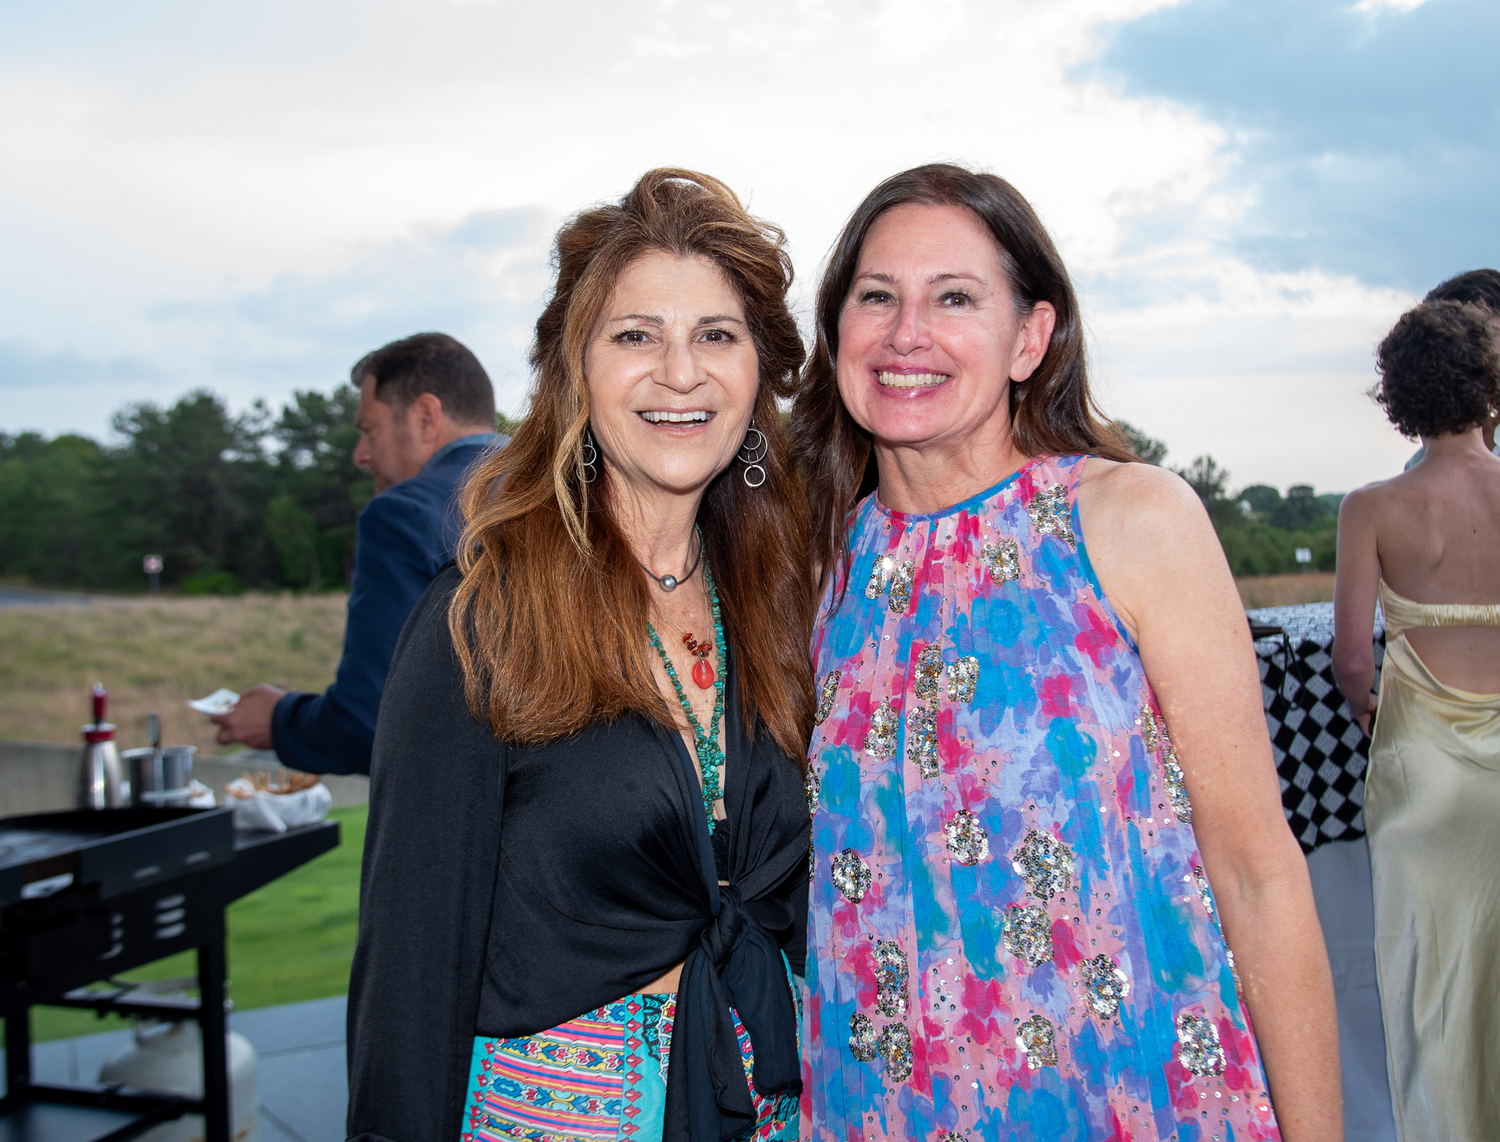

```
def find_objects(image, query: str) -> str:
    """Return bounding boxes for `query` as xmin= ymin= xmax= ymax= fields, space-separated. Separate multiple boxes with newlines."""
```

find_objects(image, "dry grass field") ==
xmin=0 ymin=593 xmax=347 ymax=751
xmin=2 ymin=578 xmax=1336 ymax=750
xmin=1234 ymin=572 xmax=1337 ymax=610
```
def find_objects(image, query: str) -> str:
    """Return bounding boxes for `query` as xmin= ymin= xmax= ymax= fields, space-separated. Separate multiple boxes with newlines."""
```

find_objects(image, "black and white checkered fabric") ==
xmin=1247 ymin=603 xmax=1386 ymax=853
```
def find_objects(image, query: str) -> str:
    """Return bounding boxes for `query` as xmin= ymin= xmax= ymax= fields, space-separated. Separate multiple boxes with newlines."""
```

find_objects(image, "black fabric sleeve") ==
xmin=346 ymin=566 xmax=504 ymax=1142
xmin=779 ymin=868 xmax=810 ymax=978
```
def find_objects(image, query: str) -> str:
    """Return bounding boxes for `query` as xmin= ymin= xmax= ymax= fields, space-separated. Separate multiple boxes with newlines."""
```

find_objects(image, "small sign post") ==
xmin=143 ymin=554 xmax=163 ymax=596
xmin=1294 ymin=547 xmax=1312 ymax=574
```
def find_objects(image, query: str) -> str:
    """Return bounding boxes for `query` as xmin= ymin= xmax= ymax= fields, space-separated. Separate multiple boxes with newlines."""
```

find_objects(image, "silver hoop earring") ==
xmin=737 ymin=418 xmax=768 ymax=488
xmin=580 ymin=428 xmax=598 ymax=485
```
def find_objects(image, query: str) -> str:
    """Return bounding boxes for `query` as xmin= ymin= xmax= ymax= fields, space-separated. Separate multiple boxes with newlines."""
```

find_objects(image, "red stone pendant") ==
xmin=691 ymin=658 xmax=715 ymax=689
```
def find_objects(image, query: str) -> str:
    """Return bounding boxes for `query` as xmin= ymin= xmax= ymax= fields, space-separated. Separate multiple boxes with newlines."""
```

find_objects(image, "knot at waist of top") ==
xmin=667 ymin=884 xmax=799 ymax=1142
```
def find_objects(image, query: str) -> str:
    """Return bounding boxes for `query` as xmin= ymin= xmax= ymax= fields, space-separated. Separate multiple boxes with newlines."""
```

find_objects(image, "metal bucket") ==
xmin=123 ymin=746 xmax=197 ymax=806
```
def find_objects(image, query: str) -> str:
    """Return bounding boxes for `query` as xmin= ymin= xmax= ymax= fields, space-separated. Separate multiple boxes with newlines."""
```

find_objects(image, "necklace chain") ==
xmin=638 ymin=532 xmax=702 ymax=592
xmin=647 ymin=554 xmax=725 ymax=834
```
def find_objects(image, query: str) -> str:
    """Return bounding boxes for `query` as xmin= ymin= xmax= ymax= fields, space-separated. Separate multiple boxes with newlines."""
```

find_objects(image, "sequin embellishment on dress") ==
xmin=1016 ymin=1015 xmax=1058 ymax=1070
xmin=815 ymin=671 xmax=841 ymax=724
xmin=1079 ymin=954 xmax=1130 ymax=1021
xmin=849 ymin=1013 xmax=878 ymax=1062
xmin=980 ymin=537 xmax=1021 ymax=584
xmin=831 ymin=848 xmax=872 ymax=903
xmin=865 ymin=699 xmax=899 ymax=759
xmin=1003 ymin=904 xmax=1054 ymax=968
xmin=1012 ymin=829 xmax=1074 ymax=899
xmin=1176 ymin=1012 xmax=1227 ymax=1076
xmin=944 ymin=809 xmax=989 ymax=865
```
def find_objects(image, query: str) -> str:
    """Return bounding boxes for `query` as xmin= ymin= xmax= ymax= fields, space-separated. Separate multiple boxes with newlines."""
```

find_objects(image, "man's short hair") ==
xmin=1374 ymin=300 xmax=1500 ymax=439
xmin=1425 ymin=269 xmax=1500 ymax=312
xmin=351 ymin=333 xmax=496 ymax=427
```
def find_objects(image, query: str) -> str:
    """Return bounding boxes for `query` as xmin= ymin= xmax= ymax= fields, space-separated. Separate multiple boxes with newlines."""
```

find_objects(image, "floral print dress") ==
xmin=801 ymin=454 xmax=1281 ymax=1142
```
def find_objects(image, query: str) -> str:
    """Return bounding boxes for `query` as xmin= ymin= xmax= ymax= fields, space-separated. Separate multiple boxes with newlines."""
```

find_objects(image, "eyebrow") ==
xmin=608 ymin=313 xmax=746 ymax=325
xmin=853 ymin=271 xmax=985 ymax=286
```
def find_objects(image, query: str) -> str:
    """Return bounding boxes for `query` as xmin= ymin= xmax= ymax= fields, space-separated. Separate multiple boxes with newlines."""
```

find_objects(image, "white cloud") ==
xmin=1351 ymin=0 xmax=1432 ymax=14
xmin=0 ymin=0 xmax=1416 ymax=489
xmin=1088 ymin=265 xmax=1417 ymax=490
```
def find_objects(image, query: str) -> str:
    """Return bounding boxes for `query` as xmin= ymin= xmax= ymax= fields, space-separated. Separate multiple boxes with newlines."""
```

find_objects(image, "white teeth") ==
xmin=877 ymin=371 xmax=948 ymax=388
xmin=640 ymin=410 xmax=711 ymax=423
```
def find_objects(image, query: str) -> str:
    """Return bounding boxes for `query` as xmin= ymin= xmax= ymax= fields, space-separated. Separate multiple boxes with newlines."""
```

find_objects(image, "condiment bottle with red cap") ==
xmin=79 ymin=682 xmax=128 ymax=809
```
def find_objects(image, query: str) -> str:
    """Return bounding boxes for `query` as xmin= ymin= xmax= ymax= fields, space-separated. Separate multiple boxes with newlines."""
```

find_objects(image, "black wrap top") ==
xmin=346 ymin=567 xmax=810 ymax=1142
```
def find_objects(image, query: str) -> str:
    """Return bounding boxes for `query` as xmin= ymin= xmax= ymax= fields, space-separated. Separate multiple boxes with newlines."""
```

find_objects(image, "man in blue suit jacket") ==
xmin=211 ymin=332 xmax=506 ymax=774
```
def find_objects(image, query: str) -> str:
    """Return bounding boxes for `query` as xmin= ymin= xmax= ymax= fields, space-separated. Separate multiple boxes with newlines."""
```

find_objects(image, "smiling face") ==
xmin=584 ymin=250 xmax=759 ymax=507
xmin=836 ymin=202 xmax=1054 ymax=467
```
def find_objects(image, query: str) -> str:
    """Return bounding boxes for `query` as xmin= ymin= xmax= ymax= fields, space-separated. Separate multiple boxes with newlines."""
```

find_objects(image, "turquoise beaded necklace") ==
xmin=646 ymin=558 xmax=726 ymax=834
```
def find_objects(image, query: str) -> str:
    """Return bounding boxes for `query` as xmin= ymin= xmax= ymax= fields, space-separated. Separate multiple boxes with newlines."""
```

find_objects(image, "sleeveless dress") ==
xmin=801 ymin=454 xmax=1281 ymax=1142
xmin=1367 ymin=580 xmax=1500 ymax=1142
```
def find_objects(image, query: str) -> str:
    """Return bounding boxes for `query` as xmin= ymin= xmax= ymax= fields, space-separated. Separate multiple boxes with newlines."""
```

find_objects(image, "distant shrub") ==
xmin=1219 ymin=523 xmax=1297 ymax=577
xmin=1116 ymin=420 xmax=1168 ymax=465
xmin=1174 ymin=455 xmax=1230 ymax=504
xmin=181 ymin=570 xmax=243 ymax=596
xmin=1238 ymin=484 xmax=1282 ymax=517
xmin=1312 ymin=530 xmax=1337 ymax=571
xmin=1270 ymin=486 xmax=1331 ymax=531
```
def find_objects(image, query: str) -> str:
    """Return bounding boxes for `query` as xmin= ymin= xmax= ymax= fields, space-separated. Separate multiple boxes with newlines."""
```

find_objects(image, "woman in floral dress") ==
xmin=791 ymin=165 xmax=1340 ymax=1142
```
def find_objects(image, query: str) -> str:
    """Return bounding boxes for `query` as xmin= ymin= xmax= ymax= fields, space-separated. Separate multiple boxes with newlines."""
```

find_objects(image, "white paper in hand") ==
xmin=188 ymin=688 xmax=240 ymax=715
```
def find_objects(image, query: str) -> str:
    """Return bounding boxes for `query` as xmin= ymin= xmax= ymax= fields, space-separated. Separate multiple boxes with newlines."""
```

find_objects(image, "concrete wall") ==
xmin=0 ymin=739 xmax=79 ymax=817
xmin=0 ymin=739 xmax=368 ymax=817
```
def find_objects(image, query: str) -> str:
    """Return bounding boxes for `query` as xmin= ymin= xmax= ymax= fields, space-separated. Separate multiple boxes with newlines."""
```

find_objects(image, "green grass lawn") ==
xmin=24 ymin=804 xmax=366 ymax=1044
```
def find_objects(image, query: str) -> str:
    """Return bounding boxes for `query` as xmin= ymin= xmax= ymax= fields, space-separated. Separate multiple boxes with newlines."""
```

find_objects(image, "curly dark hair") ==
xmin=1373 ymin=300 xmax=1500 ymax=439
xmin=1425 ymin=268 xmax=1500 ymax=311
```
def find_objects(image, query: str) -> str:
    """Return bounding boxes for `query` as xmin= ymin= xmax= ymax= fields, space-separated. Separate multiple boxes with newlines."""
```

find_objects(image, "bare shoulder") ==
xmin=1075 ymin=459 xmax=1230 ymax=640
xmin=1336 ymin=481 xmax=1376 ymax=524
xmin=1337 ymin=473 xmax=1410 ymax=532
xmin=1076 ymin=458 xmax=1210 ymax=549
xmin=1339 ymin=474 xmax=1394 ymax=508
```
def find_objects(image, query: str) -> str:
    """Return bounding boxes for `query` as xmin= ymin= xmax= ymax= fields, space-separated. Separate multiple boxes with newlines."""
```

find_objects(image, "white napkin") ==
xmin=188 ymin=688 xmax=240 ymax=715
xmin=225 ymin=779 xmax=332 ymax=833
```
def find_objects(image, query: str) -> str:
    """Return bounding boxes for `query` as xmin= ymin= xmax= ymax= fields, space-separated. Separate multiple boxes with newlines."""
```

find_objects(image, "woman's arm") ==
xmin=347 ymin=568 xmax=508 ymax=1142
xmin=1332 ymin=488 xmax=1381 ymax=732
xmin=1079 ymin=459 xmax=1341 ymax=1142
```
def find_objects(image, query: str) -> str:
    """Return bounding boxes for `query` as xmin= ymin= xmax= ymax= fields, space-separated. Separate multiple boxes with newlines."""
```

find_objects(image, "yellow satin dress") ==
xmin=1366 ymin=580 xmax=1500 ymax=1142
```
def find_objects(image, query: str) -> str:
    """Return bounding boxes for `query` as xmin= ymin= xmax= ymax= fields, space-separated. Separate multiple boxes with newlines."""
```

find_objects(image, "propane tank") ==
xmin=98 ymin=1019 xmax=259 ymax=1142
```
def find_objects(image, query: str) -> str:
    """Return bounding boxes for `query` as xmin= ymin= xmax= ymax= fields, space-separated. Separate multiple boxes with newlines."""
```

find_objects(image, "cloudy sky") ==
xmin=2 ymin=0 xmax=1495 ymax=492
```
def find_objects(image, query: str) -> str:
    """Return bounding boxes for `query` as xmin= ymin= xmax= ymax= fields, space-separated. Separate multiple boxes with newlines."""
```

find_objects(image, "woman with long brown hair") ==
xmin=793 ymin=165 xmax=1339 ymax=1141
xmin=346 ymin=169 xmax=814 ymax=1142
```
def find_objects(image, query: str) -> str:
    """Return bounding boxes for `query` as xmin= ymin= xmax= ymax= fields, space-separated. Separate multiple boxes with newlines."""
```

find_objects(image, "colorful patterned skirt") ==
xmin=463 ymin=994 xmax=799 ymax=1142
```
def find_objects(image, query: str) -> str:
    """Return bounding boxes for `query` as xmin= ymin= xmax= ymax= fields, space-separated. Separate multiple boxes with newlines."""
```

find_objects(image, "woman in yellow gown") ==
xmin=1334 ymin=297 xmax=1500 ymax=1142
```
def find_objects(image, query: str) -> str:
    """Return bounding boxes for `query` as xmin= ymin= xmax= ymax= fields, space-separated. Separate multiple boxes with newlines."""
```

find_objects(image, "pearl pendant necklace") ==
xmin=638 ymin=533 xmax=702 ymax=592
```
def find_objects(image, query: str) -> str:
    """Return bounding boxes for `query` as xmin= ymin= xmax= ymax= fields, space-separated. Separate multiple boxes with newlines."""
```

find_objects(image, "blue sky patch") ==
xmin=1091 ymin=0 xmax=1500 ymax=292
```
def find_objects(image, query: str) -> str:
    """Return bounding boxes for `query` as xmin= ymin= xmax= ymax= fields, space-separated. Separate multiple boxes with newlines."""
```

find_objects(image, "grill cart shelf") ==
xmin=0 ymin=808 xmax=340 ymax=1142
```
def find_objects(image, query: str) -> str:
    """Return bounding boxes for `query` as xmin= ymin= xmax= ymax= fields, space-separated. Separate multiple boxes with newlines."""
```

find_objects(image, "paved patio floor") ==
xmin=9 ymin=995 xmax=348 ymax=1141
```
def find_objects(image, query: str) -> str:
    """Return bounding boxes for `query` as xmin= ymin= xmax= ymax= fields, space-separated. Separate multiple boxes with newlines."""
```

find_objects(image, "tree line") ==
xmin=0 ymin=392 xmax=1334 ymax=595
xmin=1120 ymin=424 xmax=1340 ymax=576
xmin=1 ymin=388 xmax=374 ymax=594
